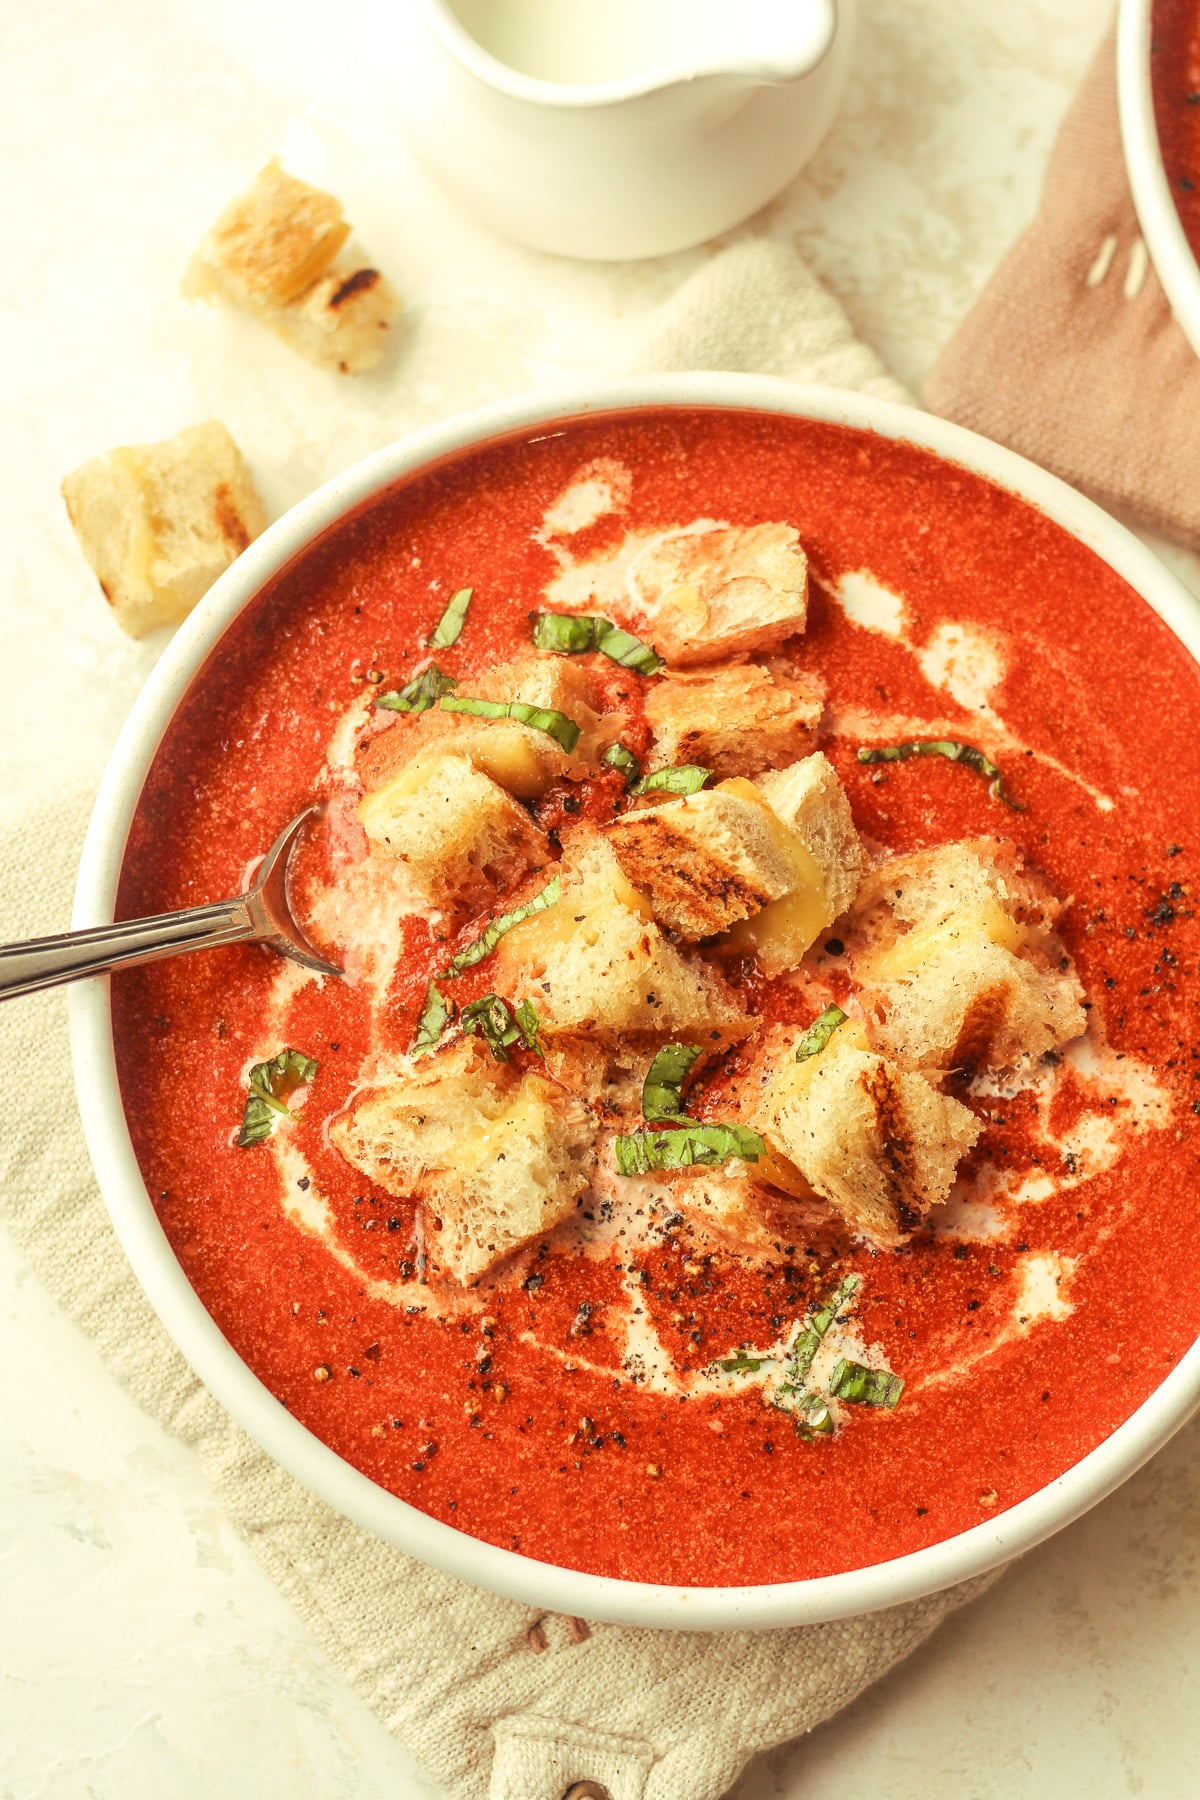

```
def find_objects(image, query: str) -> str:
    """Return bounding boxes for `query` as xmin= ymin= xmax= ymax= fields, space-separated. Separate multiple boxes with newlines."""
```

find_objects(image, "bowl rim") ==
xmin=69 ymin=372 xmax=1200 ymax=1630
xmin=1117 ymin=0 xmax=1200 ymax=360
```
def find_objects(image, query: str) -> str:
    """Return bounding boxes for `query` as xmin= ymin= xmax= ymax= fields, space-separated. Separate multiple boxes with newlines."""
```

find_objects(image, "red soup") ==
xmin=1152 ymin=0 xmax=1200 ymax=250
xmin=112 ymin=408 xmax=1200 ymax=1588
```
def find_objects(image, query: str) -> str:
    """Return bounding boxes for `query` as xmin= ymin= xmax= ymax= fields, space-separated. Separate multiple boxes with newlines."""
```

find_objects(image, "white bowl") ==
xmin=1118 ymin=0 xmax=1200 ymax=359
xmin=69 ymin=374 xmax=1200 ymax=1629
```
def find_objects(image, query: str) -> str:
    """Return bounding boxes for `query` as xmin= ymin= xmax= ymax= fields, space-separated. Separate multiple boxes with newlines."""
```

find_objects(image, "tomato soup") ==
xmin=1152 ymin=0 xmax=1200 ymax=250
xmin=112 ymin=408 xmax=1200 ymax=1588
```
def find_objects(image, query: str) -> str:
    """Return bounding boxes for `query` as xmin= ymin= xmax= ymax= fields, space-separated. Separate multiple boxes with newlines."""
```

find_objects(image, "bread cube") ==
xmin=357 ymin=749 xmax=548 ymax=916
xmin=722 ymin=754 xmax=867 ymax=974
xmin=329 ymin=1039 xmax=593 ymax=1283
xmin=184 ymin=159 xmax=399 ymax=374
xmin=605 ymin=781 xmax=797 ymax=939
xmin=668 ymin=1152 xmax=826 ymax=1255
xmin=358 ymin=652 xmax=610 ymax=800
xmin=749 ymin=1023 xmax=981 ymax=1245
xmin=846 ymin=840 xmax=1087 ymax=1071
xmin=491 ymin=838 xmax=753 ymax=1044
xmin=644 ymin=660 xmax=824 ymax=779
xmin=61 ymin=420 xmax=267 ymax=639
xmin=628 ymin=523 xmax=807 ymax=665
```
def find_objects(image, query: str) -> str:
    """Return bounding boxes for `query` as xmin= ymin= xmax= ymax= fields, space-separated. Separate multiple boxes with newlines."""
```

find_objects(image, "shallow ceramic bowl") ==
xmin=70 ymin=374 xmax=1200 ymax=1630
xmin=1118 ymin=0 xmax=1200 ymax=359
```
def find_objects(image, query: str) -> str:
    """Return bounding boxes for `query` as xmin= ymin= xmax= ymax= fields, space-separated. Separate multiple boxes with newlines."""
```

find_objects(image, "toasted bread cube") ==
xmin=846 ymin=841 xmax=1087 ymax=1071
xmin=668 ymin=1149 xmax=827 ymax=1255
xmin=749 ymin=1023 xmax=981 ymax=1245
xmin=357 ymin=652 xmax=610 ymax=800
xmin=61 ymin=421 xmax=267 ymax=639
xmin=721 ymin=755 xmax=867 ymax=974
xmin=492 ymin=838 xmax=753 ymax=1043
xmin=605 ymin=782 xmax=797 ymax=939
xmin=329 ymin=1039 xmax=593 ymax=1283
xmin=357 ymin=749 xmax=548 ymax=916
xmin=644 ymin=660 xmax=824 ymax=778
xmin=630 ymin=523 xmax=807 ymax=665
xmin=184 ymin=159 xmax=399 ymax=374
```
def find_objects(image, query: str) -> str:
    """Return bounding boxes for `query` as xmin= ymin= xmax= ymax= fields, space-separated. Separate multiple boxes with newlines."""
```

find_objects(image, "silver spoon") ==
xmin=0 ymin=805 xmax=342 ymax=1002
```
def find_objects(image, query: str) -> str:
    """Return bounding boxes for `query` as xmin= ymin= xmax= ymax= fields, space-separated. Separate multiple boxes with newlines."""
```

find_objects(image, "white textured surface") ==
xmin=4 ymin=0 xmax=1200 ymax=1795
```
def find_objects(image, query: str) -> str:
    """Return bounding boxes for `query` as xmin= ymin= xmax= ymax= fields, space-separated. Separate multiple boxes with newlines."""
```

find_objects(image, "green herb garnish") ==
xmin=236 ymin=1048 xmax=318 ymax=1148
xmin=603 ymin=743 xmax=641 ymax=789
xmin=717 ymin=1352 xmax=767 ymax=1374
xmin=641 ymin=1042 xmax=703 ymax=1124
xmin=614 ymin=1123 xmax=765 ymax=1175
xmin=785 ymin=1274 xmax=862 ymax=1387
xmin=377 ymin=663 xmax=458 ymax=714
xmin=460 ymin=993 xmax=544 ymax=1061
xmin=829 ymin=1359 xmax=904 ymax=1409
xmin=412 ymin=981 xmax=453 ymax=1057
xmin=856 ymin=739 xmax=1024 ymax=811
xmin=629 ymin=764 xmax=711 ymax=798
xmin=439 ymin=695 xmax=581 ymax=754
xmin=445 ymin=874 xmax=562 ymax=977
xmin=428 ymin=587 xmax=472 ymax=648
xmin=532 ymin=612 xmax=664 ymax=676
xmin=795 ymin=1004 xmax=847 ymax=1062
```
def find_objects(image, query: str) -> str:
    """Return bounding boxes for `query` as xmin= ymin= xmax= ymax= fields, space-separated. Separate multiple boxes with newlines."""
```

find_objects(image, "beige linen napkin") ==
xmin=0 ymin=245 xmax=997 ymax=1800
xmin=926 ymin=22 xmax=1200 ymax=548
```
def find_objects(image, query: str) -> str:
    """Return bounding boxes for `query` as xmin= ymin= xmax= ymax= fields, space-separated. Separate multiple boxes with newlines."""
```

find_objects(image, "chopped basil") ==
xmin=717 ymin=1352 xmax=767 ymax=1374
xmin=532 ymin=612 xmax=664 ymax=676
xmin=428 ymin=587 xmax=472 ymax=648
xmin=629 ymin=764 xmax=711 ymax=797
xmin=377 ymin=663 xmax=458 ymax=714
xmin=412 ymin=981 xmax=453 ymax=1057
xmin=614 ymin=1122 xmax=765 ymax=1175
xmin=856 ymin=738 xmax=1024 ymax=811
xmin=603 ymin=742 xmax=641 ymax=789
xmin=236 ymin=1047 xmax=318 ymax=1147
xmin=785 ymin=1274 xmax=861 ymax=1387
xmin=789 ymin=1391 xmax=836 ymax=1438
xmin=445 ymin=874 xmax=562 ymax=976
xmin=828 ymin=1359 xmax=904 ymax=1409
xmin=460 ymin=993 xmax=544 ymax=1061
xmin=794 ymin=1004 xmax=847 ymax=1062
xmin=641 ymin=1042 xmax=703 ymax=1124
xmin=439 ymin=694 xmax=581 ymax=754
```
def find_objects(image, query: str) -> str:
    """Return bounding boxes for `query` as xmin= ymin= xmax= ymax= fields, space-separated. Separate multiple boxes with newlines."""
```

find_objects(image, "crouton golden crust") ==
xmin=184 ymin=158 xmax=400 ymax=373
xmin=632 ymin=523 xmax=808 ymax=665
xmin=644 ymin=660 xmax=825 ymax=778
xmin=605 ymin=786 xmax=795 ymax=939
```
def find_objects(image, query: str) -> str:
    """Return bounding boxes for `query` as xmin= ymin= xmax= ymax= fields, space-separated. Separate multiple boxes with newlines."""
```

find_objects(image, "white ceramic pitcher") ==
xmin=383 ymin=0 xmax=855 ymax=260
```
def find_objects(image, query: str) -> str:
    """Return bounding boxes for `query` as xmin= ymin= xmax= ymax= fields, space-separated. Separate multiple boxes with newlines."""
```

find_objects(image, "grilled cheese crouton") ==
xmin=357 ymin=749 xmax=548 ymax=916
xmin=329 ymin=1039 xmax=593 ymax=1283
xmin=605 ymin=781 xmax=798 ymax=939
xmin=845 ymin=840 xmax=1086 ymax=1071
xmin=357 ymin=653 xmax=610 ymax=800
xmin=630 ymin=524 xmax=808 ymax=664
xmin=668 ymin=1148 xmax=827 ymax=1255
xmin=492 ymin=838 xmax=753 ymax=1043
xmin=723 ymin=754 xmax=867 ymax=973
xmin=749 ymin=1022 xmax=981 ymax=1245
xmin=61 ymin=421 xmax=267 ymax=639
xmin=644 ymin=660 xmax=825 ymax=778
xmin=184 ymin=159 xmax=398 ymax=374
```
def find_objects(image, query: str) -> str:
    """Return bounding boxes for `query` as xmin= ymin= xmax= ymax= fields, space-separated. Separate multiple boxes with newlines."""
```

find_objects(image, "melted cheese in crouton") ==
xmin=357 ymin=749 xmax=549 ymax=916
xmin=492 ymin=838 xmax=753 ymax=1043
xmin=61 ymin=421 xmax=268 ymax=639
xmin=750 ymin=1023 xmax=981 ymax=1245
xmin=845 ymin=840 xmax=1087 ymax=1071
xmin=329 ymin=1040 xmax=593 ymax=1282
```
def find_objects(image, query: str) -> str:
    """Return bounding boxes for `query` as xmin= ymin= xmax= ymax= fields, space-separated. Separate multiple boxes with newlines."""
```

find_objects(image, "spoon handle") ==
xmin=0 ymin=899 xmax=257 ymax=1000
